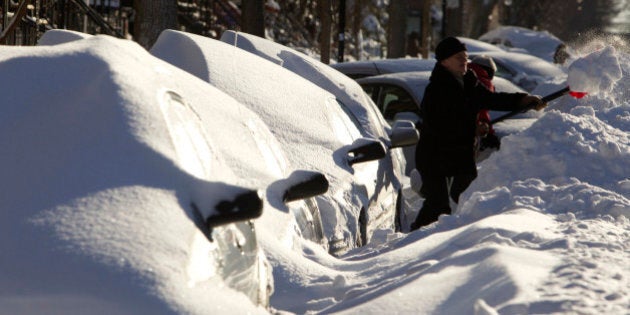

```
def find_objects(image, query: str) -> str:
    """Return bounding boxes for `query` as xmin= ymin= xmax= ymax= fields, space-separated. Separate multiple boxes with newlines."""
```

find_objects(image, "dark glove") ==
xmin=480 ymin=133 xmax=501 ymax=150
xmin=519 ymin=95 xmax=547 ymax=111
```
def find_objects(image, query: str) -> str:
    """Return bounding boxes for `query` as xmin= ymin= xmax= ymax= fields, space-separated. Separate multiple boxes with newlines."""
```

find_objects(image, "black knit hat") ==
xmin=435 ymin=37 xmax=467 ymax=61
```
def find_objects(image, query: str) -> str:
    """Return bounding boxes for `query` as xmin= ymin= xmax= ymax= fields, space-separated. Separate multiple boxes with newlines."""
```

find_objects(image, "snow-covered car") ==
xmin=220 ymin=30 xmax=418 ymax=234
xmin=456 ymin=36 xmax=506 ymax=53
xmin=330 ymin=58 xmax=436 ymax=79
xmin=152 ymin=30 xmax=411 ymax=254
xmin=467 ymin=51 xmax=567 ymax=92
xmin=0 ymin=34 xmax=339 ymax=313
xmin=479 ymin=25 xmax=570 ymax=64
xmin=329 ymin=37 xmax=500 ymax=80
xmin=37 ymin=29 xmax=93 ymax=45
xmin=357 ymin=71 xmax=537 ymax=173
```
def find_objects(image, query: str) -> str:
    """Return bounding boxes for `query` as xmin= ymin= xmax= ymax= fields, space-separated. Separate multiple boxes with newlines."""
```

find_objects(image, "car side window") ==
xmin=361 ymin=85 xmax=378 ymax=102
xmin=377 ymin=85 xmax=420 ymax=120
xmin=495 ymin=63 xmax=515 ymax=78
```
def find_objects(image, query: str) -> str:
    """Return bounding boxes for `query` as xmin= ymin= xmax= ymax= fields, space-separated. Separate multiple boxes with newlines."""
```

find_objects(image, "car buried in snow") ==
xmin=152 ymin=30 xmax=416 ymax=255
xmin=478 ymin=25 xmax=571 ymax=64
xmin=328 ymin=37 xmax=502 ymax=80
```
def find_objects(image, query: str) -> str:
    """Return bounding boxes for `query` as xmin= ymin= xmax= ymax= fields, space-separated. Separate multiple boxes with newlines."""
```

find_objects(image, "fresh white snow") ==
xmin=0 ymin=30 xmax=628 ymax=315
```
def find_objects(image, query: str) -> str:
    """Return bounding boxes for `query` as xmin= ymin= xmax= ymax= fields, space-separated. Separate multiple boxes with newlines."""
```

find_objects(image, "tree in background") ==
xmin=242 ymin=0 xmax=265 ymax=37
xmin=127 ymin=0 xmax=624 ymax=58
xmin=496 ymin=0 xmax=623 ymax=41
xmin=133 ymin=0 xmax=178 ymax=49
xmin=319 ymin=0 xmax=332 ymax=64
xmin=387 ymin=1 xmax=407 ymax=58
xmin=465 ymin=0 xmax=499 ymax=39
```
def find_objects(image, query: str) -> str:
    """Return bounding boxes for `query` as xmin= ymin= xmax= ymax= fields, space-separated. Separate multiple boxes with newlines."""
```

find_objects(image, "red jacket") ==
xmin=469 ymin=63 xmax=495 ymax=135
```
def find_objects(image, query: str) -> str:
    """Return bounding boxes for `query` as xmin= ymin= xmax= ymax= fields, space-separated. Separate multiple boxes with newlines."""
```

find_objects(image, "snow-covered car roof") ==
xmin=456 ymin=36 xmax=506 ymax=53
xmin=37 ymin=29 xmax=94 ymax=45
xmin=220 ymin=30 xmax=390 ymax=141
xmin=0 ymin=35 xmax=271 ymax=314
xmin=479 ymin=26 xmax=565 ymax=63
xmin=331 ymin=58 xmax=436 ymax=79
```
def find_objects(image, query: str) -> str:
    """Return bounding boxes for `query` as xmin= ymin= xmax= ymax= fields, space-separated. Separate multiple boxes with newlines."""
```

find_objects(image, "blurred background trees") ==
xmin=2 ymin=0 xmax=628 ymax=60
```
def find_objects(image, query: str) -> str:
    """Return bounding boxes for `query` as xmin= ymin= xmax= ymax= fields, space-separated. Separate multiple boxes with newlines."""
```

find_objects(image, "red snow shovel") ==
xmin=491 ymin=45 xmax=622 ymax=125
xmin=490 ymin=86 xmax=587 ymax=125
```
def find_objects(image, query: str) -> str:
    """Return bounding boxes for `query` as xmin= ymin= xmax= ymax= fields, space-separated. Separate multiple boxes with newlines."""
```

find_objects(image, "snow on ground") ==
xmin=0 ymin=30 xmax=628 ymax=315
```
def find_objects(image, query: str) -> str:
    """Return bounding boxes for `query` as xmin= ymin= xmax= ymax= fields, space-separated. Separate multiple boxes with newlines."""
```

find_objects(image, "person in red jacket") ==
xmin=469 ymin=55 xmax=501 ymax=160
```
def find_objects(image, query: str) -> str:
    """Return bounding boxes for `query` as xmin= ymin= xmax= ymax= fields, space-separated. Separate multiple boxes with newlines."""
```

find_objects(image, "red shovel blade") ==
xmin=569 ymin=91 xmax=588 ymax=99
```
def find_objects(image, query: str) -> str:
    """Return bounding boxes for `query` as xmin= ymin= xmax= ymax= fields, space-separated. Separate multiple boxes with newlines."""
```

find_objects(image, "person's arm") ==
xmin=474 ymin=83 xmax=546 ymax=112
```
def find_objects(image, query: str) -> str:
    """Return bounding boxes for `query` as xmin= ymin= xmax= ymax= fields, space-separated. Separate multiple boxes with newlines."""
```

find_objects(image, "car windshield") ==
xmin=333 ymin=98 xmax=364 ymax=140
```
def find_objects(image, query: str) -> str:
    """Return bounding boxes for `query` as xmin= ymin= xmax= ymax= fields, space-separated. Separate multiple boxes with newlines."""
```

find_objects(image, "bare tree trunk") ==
xmin=387 ymin=0 xmax=406 ymax=58
xmin=351 ymin=0 xmax=364 ymax=60
xmin=133 ymin=0 xmax=178 ymax=49
xmin=242 ymin=0 xmax=265 ymax=37
xmin=319 ymin=0 xmax=332 ymax=64
xmin=421 ymin=0 xmax=432 ymax=58
xmin=466 ymin=0 xmax=498 ymax=38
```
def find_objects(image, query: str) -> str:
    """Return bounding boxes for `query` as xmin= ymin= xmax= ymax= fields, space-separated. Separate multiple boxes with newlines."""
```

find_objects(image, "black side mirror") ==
xmin=389 ymin=120 xmax=419 ymax=148
xmin=192 ymin=189 xmax=264 ymax=230
xmin=393 ymin=112 xmax=421 ymax=125
xmin=283 ymin=170 xmax=329 ymax=203
xmin=347 ymin=138 xmax=386 ymax=166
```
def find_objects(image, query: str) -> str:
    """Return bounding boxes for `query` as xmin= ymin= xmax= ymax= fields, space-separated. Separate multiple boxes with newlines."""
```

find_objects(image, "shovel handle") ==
xmin=490 ymin=87 xmax=571 ymax=125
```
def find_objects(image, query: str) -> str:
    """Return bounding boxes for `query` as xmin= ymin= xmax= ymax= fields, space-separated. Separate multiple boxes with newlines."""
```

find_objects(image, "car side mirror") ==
xmin=192 ymin=189 xmax=264 ymax=230
xmin=347 ymin=138 xmax=387 ymax=166
xmin=393 ymin=112 xmax=421 ymax=125
xmin=392 ymin=120 xmax=415 ymax=129
xmin=389 ymin=120 xmax=419 ymax=148
xmin=283 ymin=170 xmax=329 ymax=202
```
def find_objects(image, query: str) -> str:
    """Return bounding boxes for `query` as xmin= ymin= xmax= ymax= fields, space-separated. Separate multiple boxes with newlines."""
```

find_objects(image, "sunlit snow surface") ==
xmin=0 ymin=30 xmax=628 ymax=315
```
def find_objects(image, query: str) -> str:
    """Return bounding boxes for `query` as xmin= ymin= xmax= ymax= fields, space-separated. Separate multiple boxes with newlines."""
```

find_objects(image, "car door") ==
xmin=160 ymin=90 xmax=272 ymax=307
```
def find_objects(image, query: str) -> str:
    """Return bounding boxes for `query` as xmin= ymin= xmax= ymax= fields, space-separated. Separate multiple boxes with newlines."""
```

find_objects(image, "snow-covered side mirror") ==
xmin=347 ymin=138 xmax=387 ymax=166
xmin=389 ymin=120 xmax=419 ymax=148
xmin=192 ymin=189 xmax=264 ymax=230
xmin=282 ymin=170 xmax=329 ymax=203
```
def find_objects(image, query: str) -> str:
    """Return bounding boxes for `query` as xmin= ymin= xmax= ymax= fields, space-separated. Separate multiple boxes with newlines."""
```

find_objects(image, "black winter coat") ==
xmin=415 ymin=63 xmax=528 ymax=177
